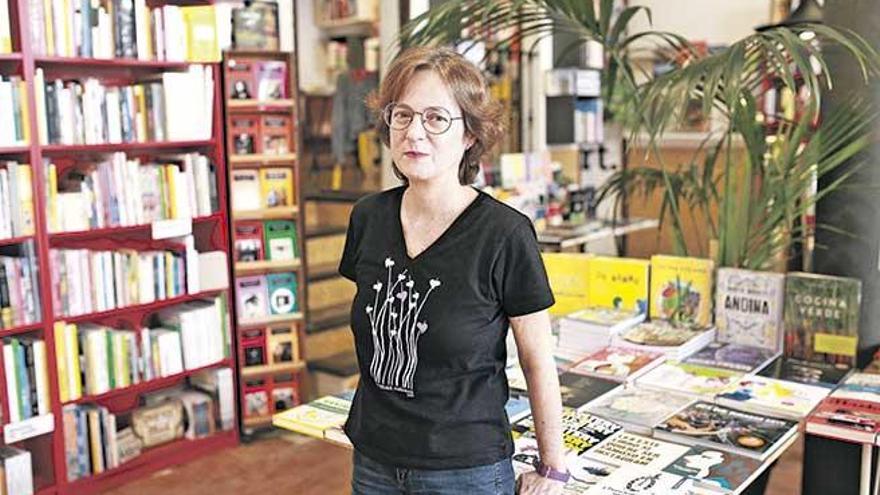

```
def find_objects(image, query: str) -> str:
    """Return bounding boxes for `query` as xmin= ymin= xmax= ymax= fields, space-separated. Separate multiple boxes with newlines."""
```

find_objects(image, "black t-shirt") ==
xmin=338 ymin=186 xmax=554 ymax=470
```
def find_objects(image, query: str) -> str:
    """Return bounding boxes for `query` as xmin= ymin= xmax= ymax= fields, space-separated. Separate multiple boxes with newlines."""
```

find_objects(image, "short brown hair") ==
xmin=366 ymin=46 xmax=505 ymax=185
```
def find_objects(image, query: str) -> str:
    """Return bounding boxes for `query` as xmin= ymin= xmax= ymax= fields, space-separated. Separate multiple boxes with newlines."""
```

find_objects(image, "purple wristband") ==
xmin=535 ymin=460 xmax=570 ymax=482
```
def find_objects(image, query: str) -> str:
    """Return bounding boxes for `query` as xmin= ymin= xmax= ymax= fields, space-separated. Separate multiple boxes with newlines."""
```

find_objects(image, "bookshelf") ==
xmin=222 ymin=49 xmax=308 ymax=435
xmin=0 ymin=0 xmax=241 ymax=492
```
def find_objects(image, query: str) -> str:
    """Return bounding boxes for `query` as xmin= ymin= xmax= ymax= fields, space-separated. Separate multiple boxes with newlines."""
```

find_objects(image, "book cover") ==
xmin=513 ymin=410 xmax=622 ymax=456
xmin=832 ymin=372 xmax=880 ymax=402
xmin=233 ymin=221 xmax=264 ymax=262
xmin=655 ymin=401 xmax=798 ymax=460
xmin=181 ymin=6 xmax=219 ymax=62
xmin=260 ymin=115 xmax=292 ymax=155
xmin=235 ymin=275 xmax=268 ymax=321
xmin=586 ymin=256 xmax=650 ymax=313
xmin=585 ymin=387 xmax=693 ymax=435
xmin=784 ymin=272 xmax=861 ymax=368
xmin=256 ymin=60 xmax=288 ymax=100
xmin=806 ymin=395 xmax=880 ymax=444
xmin=715 ymin=268 xmax=785 ymax=351
xmin=259 ymin=167 xmax=293 ymax=208
xmin=558 ymin=372 xmax=620 ymax=410
xmin=683 ymin=342 xmax=778 ymax=373
xmin=230 ymin=169 xmax=260 ymax=211
xmin=505 ymin=396 xmax=531 ymax=424
xmin=569 ymin=346 xmax=664 ymax=382
xmin=232 ymin=1 xmax=279 ymax=51
xmin=589 ymin=468 xmax=694 ymax=495
xmin=513 ymin=437 xmax=618 ymax=493
xmin=226 ymin=58 xmax=256 ymax=100
xmin=272 ymin=393 xmax=352 ymax=437
xmin=229 ymin=115 xmax=259 ymax=155
xmin=267 ymin=324 xmax=298 ymax=365
xmin=618 ymin=320 xmax=707 ymax=348
xmin=266 ymin=272 xmax=298 ymax=315
xmin=540 ymin=252 xmax=591 ymax=316
xmin=649 ymin=255 xmax=714 ymax=328
xmin=263 ymin=219 xmax=297 ymax=261
xmin=716 ymin=375 xmax=829 ymax=420
xmin=662 ymin=445 xmax=761 ymax=492
xmin=761 ymin=357 xmax=850 ymax=388
xmin=585 ymin=431 xmax=690 ymax=472
xmin=636 ymin=362 xmax=742 ymax=398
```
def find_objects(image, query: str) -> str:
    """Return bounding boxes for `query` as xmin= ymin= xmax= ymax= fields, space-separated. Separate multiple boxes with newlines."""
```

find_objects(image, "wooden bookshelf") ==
xmin=1 ymin=0 xmax=243 ymax=489
xmin=235 ymin=258 xmax=301 ymax=275
xmin=233 ymin=206 xmax=299 ymax=220
xmin=223 ymin=50 xmax=308 ymax=436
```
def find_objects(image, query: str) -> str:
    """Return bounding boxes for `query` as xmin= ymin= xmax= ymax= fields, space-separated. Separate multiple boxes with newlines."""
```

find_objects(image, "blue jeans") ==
xmin=351 ymin=449 xmax=516 ymax=495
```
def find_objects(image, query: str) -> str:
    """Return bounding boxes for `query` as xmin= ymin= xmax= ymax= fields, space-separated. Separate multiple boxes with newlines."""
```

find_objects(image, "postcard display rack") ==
xmin=0 ymin=0 xmax=245 ymax=492
xmin=222 ymin=50 xmax=307 ymax=435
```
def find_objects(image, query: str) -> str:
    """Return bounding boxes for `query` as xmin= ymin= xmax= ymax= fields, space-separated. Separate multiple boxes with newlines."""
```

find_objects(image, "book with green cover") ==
xmin=267 ymin=272 xmax=298 ymax=315
xmin=784 ymin=272 xmax=861 ymax=368
xmin=263 ymin=220 xmax=297 ymax=261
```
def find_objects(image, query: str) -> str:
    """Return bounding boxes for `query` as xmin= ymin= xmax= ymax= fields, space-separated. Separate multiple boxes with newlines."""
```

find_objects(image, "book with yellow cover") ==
xmin=649 ymin=255 xmax=714 ymax=328
xmin=586 ymin=256 xmax=649 ymax=313
xmin=182 ymin=6 xmax=220 ymax=62
xmin=541 ymin=253 xmax=591 ymax=316
xmin=259 ymin=167 xmax=294 ymax=208
xmin=272 ymin=393 xmax=353 ymax=438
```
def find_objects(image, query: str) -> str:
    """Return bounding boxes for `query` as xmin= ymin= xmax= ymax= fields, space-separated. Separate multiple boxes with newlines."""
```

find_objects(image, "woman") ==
xmin=339 ymin=46 xmax=567 ymax=495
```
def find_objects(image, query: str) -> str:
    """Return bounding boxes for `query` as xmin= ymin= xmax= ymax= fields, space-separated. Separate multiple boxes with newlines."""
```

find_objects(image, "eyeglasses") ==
xmin=383 ymin=103 xmax=465 ymax=135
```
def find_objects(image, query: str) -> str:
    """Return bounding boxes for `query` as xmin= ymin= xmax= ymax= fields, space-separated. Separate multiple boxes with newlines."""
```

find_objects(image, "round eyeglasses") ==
xmin=383 ymin=103 xmax=465 ymax=135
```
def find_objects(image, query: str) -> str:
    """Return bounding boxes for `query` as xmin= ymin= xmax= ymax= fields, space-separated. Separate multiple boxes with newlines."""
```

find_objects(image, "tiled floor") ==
xmin=105 ymin=432 xmax=804 ymax=494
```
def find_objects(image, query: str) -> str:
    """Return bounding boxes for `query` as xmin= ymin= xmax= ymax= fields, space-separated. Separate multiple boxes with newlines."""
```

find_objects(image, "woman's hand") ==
xmin=515 ymin=472 xmax=565 ymax=495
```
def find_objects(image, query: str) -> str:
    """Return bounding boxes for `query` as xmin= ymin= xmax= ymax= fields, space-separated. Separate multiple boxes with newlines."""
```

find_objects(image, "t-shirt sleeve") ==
xmin=493 ymin=221 xmax=555 ymax=317
xmin=338 ymin=205 xmax=363 ymax=282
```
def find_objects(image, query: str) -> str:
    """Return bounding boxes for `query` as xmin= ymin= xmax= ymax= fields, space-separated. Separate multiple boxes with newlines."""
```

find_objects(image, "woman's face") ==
xmin=389 ymin=70 xmax=474 ymax=185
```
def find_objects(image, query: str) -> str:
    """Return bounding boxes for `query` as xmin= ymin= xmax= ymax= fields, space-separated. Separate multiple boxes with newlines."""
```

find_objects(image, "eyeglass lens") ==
xmin=385 ymin=104 xmax=454 ymax=134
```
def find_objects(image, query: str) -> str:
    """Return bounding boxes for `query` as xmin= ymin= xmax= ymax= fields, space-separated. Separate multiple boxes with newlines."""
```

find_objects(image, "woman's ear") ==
xmin=465 ymin=133 xmax=476 ymax=150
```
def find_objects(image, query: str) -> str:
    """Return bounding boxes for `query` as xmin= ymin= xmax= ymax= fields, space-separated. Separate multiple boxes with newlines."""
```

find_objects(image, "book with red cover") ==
xmin=234 ymin=221 xmax=265 ymax=262
xmin=260 ymin=114 xmax=292 ymax=155
xmin=806 ymin=395 xmax=880 ymax=444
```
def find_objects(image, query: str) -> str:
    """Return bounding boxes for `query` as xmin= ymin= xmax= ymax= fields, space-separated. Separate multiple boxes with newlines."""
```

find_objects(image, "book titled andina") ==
xmin=784 ymin=272 xmax=861 ymax=368
xmin=715 ymin=268 xmax=785 ymax=351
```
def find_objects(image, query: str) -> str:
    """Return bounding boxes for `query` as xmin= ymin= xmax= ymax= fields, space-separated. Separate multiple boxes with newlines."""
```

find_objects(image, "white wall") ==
xmin=627 ymin=0 xmax=772 ymax=47
xmin=296 ymin=0 xmax=330 ymax=92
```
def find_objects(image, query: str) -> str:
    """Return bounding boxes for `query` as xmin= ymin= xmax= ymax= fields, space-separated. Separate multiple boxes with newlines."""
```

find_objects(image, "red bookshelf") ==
xmin=222 ymin=49 xmax=308 ymax=435
xmin=2 ymin=0 xmax=242 ymax=490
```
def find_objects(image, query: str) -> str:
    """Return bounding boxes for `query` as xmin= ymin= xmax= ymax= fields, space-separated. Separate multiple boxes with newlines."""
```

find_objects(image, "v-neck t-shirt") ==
xmin=338 ymin=185 xmax=554 ymax=469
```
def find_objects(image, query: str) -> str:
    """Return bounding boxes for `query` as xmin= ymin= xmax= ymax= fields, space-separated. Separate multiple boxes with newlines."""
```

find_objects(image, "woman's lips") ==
xmin=404 ymin=151 xmax=429 ymax=158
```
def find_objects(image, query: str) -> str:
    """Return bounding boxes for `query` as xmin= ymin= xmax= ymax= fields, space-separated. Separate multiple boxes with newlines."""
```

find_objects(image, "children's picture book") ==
xmin=541 ymin=253 xmax=592 ymax=316
xmin=662 ymin=445 xmax=761 ymax=492
xmin=259 ymin=168 xmax=293 ymax=208
xmin=636 ymin=362 xmax=743 ymax=399
xmin=715 ymin=268 xmax=785 ymax=351
xmin=264 ymin=220 xmax=297 ymax=261
xmin=568 ymin=346 xmax=664 ymax=383
xmin=649 ymin=255 xmax=714 ymax=328
xmin=655 ymin=401 xmax=798 ymax=460
xmin=584 ymin=387 xmax=693 ymax=436
xmin=784 ymin=272 xmax=861 ymax=368
xmin=683 ymin=341 xmax=778 ymax=373
xmin=585 ymin=431 xmax=690 ymax=472
xmin=235 ymin=275 xmax=268 ymax=320
xmin=557 ymin=372 xmax=620 ymax=410
xmin=266 ymin=272 xmax=298 ymax=315
xmin=716 ymin=375 xmax=830 ymax=420
xmin=586 ymin=256 xmax=650 ymax=313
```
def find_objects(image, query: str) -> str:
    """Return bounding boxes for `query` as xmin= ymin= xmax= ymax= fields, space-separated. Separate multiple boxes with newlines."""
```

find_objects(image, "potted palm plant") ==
xmin=401 ymin=0 xmax=880 ymax=270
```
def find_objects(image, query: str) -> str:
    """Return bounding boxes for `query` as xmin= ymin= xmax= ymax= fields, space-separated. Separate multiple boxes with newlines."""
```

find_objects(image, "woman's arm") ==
xmin=510 ymin=309 xmax=566 ymax=493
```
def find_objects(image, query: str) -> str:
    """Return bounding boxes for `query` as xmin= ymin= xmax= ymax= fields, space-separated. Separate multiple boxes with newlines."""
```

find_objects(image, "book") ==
xmin=557 ymin=372 xmax=620 ymax=410
xmin=234 ymin=221 xmax=265 ymax=262
xmin=266 ymin=272 xmax=298 ymax=315
xmin=586 ymin=256 xmax=650 ymax=313
xmin=682 ymin=341 xmax=778 ymax=373
xmin=513 ymin=410 xmax=623 ymax=456
xmin=761 ymin=357 xmax=851 ymax=388
xmin=588 ymin=468 xmax=694 ymax=495
xmin=613 ymin=320 xmax=716 ymax=360
xmin=231 ymin=169 xmax=261 ymax=211
xmin=256 ymin=60 xmax=288 ymax=100
xmin=654 ymin=401 xmax=799 ymax=460
xmin=585 ymin=431 xmax=690 ymax=471
xmin=783 ymin=272 xmax=861 ymax=368
xmin=662 ymin=445 xmax=762 ymax=492
xmin=541 ymin=252 xmax=591 ymax=316
xmin=505 ymin=396 xmax=531 ymax=423
xmin=263 ymin=220 xmax=297 ymax=261
xmin=259 ymin=167 xmax=293 ymax=207
xmin=831 ymin=372 xmax=880 ymax=402
xmin=232 ymin=1 xmax=279 ymax=51
xmin=267 ymin=324 xmax=299 ymax=365
xmin=805 ymin=395 xmax=880 ymax=444
xmin=635 ymin=362 xmax=743 ymax=399
xmin=512 ymin=437 xmax=618 ymax=494
xmin=649 ymin=255 xmax=714 ymax=328
xmin=585 ymin=386 xmax=693 ymax=436
xmin=716 ymin=375 xmax=830 ymax=420
xmin=715 ymin=268 xmax=785 ymax=351
xmin=568 ymin=346 xmax=664 ymax=383
xmin=261 ymin=115 xmax=292 ymax=155
xmin=181 ymin=6 xmax=219 ymax=62
xmin=235 ymin=275 xmax=269 ymax=320
xmin=272 ymin=393 xmax=352 ymax=438
xmin=557 ymin=307 xmax=646 ymax=359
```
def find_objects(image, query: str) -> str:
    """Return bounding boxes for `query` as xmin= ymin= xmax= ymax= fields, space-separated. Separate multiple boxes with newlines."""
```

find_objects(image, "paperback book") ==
xmin=762 ymin=357 xmax=851 ymax=388
xmin=635 ymin=362 xmax=743 ymax=399
xmin=683 ymin=341 xmax=778 ymax=373
xmin=716 ymin=375 xmax=830 ymax=420
xmin=613 ymin=320 xmax=715 ymax=360
xmin=586 ymin=256 xmax=650 ymax=313
xmin=655 ymin=401 xmax=799 ymax=460
xmin=557 ymin=372 xmax=620 ymax=410
xmin=805 ymin=395 xmax=880 ymax=444
xmin=715 ymin=268 xmax=785 ymax=351
xmin=541 ymin=253 xmax=591 ymax=316
xmin=649 ymin=255 xmax=714 ymax=328
xmin=584 ymin=386 xmax=694 ymax=436
xmin=663 ymin=445 xmax=762 ymax=492
xmin=513 ymin=410 xmax=623 ymax=456
xmin=568 ymin=346 xmax=664 ymax=383
xmin=589 ymin=468 xmax=695 ymax=495
xmin=585 ymin=431 xmax=690 ymax=472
